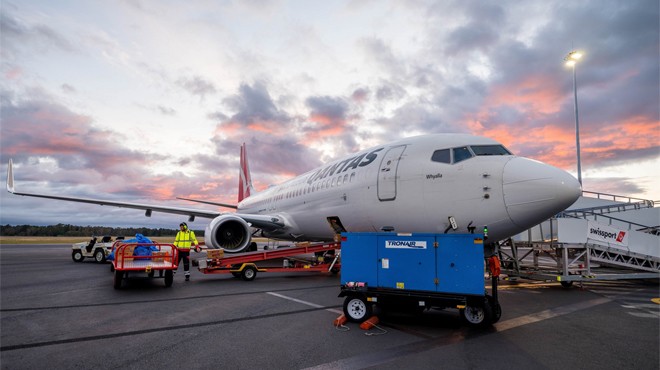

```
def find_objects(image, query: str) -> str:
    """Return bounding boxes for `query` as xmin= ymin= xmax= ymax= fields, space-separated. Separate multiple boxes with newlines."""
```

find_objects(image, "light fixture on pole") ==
xmin=564 ymin=50 xmax=583 ymax=185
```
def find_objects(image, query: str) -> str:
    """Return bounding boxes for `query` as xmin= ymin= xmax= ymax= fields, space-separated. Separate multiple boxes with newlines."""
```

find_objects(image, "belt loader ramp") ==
xmin=196 ymin=241 xmax=341 ymax=280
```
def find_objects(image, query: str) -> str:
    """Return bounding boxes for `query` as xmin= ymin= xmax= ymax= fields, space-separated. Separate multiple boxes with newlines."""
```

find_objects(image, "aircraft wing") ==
xmin=176 ymin=196 xmax=238 ymax=209
xmin=6 ymin=159 xmax=284 ymax=230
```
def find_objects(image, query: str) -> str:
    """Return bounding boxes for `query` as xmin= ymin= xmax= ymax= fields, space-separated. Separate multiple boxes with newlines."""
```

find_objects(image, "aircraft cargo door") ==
xmin=377 ymin=145 xmax=406 ymax=201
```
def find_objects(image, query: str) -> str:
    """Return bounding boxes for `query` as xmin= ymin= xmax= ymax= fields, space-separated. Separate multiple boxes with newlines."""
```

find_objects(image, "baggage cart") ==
xmin=112 ymin=243 xmax=179 ymax=289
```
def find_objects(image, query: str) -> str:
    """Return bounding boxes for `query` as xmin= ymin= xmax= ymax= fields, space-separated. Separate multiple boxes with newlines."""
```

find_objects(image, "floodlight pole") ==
xmin=565 ymin=51 xmax=583 ymax=185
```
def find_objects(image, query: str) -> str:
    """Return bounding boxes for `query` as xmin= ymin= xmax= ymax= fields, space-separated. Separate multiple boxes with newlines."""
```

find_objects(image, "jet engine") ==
xmin=204 ymin=215 xmax=251 ymax=253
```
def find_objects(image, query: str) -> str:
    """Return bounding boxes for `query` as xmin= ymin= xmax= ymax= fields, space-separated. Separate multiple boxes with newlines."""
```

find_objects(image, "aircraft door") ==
xmin=377 ymin=145 xmax=407 ymax=201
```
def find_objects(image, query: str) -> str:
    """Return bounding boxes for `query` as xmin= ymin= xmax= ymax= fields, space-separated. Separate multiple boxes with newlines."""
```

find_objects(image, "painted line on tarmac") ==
xmin=0 ymin=284 xmax=338 ymax=312
xmin=493 ymin=296 xmax=611 ymax=331
xmin=267 ymin=292 xmax=343 ymax=314
xmin=0 ymin=304 xmax=342 ymax=352
xmin=304 ymin=297 xmax=612 ymax=370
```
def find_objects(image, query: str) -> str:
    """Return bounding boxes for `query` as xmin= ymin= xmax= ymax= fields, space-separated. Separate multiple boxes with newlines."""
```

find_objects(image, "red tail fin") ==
xmin=238 ymin=143 xmax=253 ymax=202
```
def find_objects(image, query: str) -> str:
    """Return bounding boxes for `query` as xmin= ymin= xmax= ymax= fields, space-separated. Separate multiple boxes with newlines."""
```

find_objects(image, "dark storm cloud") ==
xmin=211 ymin=82 xmax=322 ymax=181
xmin=217 ymin=136 xmax=322 ymax=179
xmin=305 ymin=96 xmax=348 ymax=122
xmin=0 ymin=93 xmax=147 ymax=174
xmin=222 ymin=82 xmax=290 ymax=125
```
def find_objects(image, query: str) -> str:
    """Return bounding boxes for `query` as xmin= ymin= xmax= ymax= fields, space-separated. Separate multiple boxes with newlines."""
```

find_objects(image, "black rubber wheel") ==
xmin=343 ymin=295 xmax=372 ymax=323
xmin=72 ymin=250 xmax=84 ymax=262
xmin=113 ymin=270 xmax=123 ymax=289
xmin=560 ymin=280 xmax=574 ymax=288
xmin=241 ymin=266 xmax=257 ymax=281
xmin=94 ymin=249 xmax=106 ymax=263
xmin=164 ymin=270 xmax=173 ymax=287
xmin=460 ymin=301 xmax=493 ymax=327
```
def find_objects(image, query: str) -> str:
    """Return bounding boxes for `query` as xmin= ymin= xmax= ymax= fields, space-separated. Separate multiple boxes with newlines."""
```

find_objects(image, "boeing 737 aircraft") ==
xmin=6 ymin=134 xmax=582 ymax=252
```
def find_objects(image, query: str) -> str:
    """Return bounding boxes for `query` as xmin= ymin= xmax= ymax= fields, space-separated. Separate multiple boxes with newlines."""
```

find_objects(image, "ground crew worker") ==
xmin=174 ymin=222 xmax=199 ymax=281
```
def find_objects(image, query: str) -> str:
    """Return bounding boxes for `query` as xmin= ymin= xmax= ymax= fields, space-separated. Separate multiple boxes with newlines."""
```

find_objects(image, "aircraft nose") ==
xmin=502 ymin=157 xmax=582 ymax=228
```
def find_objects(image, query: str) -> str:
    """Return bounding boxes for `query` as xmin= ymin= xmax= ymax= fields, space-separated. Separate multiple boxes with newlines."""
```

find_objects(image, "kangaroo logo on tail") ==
xmin=238 ymin=143 xmax=254 ymax=202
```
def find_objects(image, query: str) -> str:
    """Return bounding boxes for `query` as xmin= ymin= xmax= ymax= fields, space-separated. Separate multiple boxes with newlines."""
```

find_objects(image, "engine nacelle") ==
xmin=204 ymin=215 xmax=252 ymax=253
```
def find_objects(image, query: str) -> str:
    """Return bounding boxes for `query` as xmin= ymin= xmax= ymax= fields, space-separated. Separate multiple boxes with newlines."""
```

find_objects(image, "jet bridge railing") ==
xmin=501 ymin=216 xmax=659 ymax=284
xmin=582 ymin=190 xmax=655 ymax=207
xmin=560 ymin=201 xmax=653 ymax=217
xmin=557 ymin=211 xmax=654 ymax=234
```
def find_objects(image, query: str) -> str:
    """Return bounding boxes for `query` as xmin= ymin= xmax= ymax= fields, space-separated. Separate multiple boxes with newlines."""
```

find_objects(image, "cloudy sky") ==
xmin=1 ymin=0 xmax=658 ymax=229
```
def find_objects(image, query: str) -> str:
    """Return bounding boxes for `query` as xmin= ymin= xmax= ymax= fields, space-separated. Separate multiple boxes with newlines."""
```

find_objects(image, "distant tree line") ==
xmin=0 ymin=224 xmax=205 ymax=237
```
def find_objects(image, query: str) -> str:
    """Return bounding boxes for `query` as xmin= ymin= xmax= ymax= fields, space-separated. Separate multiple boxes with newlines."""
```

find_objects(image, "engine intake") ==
xmin=205 ymin=215 xmax=251 ymax=253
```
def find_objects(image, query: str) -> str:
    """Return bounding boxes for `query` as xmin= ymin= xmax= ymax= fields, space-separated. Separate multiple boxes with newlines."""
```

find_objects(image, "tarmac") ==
xmin=1 ymin=244 xmax=658 ymax=369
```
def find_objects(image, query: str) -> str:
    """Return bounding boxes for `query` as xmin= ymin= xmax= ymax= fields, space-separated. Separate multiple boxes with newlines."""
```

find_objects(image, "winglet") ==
xmin=6 ymin=159 xmax=15 ymax=193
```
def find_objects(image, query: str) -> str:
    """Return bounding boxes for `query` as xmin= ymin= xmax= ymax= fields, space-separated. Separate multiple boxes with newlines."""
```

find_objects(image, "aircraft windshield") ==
xmin=431 ymin=144 xmax=512 ymax=164
xmin=470 ymin=145 xmax=512 ymax=156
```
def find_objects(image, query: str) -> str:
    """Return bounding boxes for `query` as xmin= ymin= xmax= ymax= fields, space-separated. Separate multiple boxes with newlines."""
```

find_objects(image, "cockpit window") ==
xmin=431 ymin=149 xmax=450 ymax=163
xmin=471 ymin=145 xmax=512 ymax=156
xmin=452 ymin=147 xmax=473 ymax=163
xmin=432 ymin=144 xmax=512 ymax=165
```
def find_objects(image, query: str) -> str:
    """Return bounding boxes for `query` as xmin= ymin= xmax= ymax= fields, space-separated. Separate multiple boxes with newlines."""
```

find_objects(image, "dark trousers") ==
xmin=177 ymin=250 xmax=190 ymax=274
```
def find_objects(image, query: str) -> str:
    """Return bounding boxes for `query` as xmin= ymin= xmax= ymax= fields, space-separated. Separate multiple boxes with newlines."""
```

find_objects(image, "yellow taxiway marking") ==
xmin=651 ymin=298 xmax=660 ymax=305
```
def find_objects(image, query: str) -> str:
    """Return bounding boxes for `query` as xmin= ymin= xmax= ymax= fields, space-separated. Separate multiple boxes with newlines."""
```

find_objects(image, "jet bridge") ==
xmin=499 ymin=191 xmax=659 ymax=286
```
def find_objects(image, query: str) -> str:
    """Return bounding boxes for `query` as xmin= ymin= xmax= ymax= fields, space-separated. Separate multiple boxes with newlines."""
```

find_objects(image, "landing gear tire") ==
xmin=94 ymin=249 xmax=106 ymax=263
xmin=343 ymin=295 xmax=372 ymax=323
xmin=460 ymin=301 xmax=493 ymax=327
xmin=241 ymin=266 xmax=257 ymax=281
xmin=560 ymin=281 xmax=574 ymax=288
xmin=72 ymin=250 xmax=84 ymax=262
xmin=164 ymin=270 xmax=173 ymax=287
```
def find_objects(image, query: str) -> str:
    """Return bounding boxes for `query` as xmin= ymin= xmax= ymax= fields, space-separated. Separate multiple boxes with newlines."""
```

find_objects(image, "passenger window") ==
xmin=431 ymin=149 xmax=450 ymax=163
xmin=452 ymin=147 xmax=473 ymax=163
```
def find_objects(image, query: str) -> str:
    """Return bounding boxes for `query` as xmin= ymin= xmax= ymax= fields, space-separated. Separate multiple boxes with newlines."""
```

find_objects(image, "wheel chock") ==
xmin=359 ymin=316 xmax=379 ymax=330
xmin=333 ymin=314 xmax=348 ymax=327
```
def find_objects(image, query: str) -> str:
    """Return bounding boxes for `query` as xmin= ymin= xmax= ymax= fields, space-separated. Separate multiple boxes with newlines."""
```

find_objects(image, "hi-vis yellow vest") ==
xmin=174 ymin=230 xmax=198 ymax=250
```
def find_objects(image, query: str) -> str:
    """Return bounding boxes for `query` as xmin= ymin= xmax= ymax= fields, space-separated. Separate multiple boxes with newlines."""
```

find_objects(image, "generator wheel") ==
xmin=343 ymin=295 xmax=372 ymax=323
xmin=164 ymin=270 xmax=173 ymax=287
xmin=94 ymin=249 xmax=106 ymax=263
xmin=241 ymin=265 xmax=257 ymax=281
xmin=113 ymin=271 xmax=123 ymax=289
xmin=460 ymin=301 xmax=493 ymax=327
xmin=72 ymin=250 xmax=84 ymax=262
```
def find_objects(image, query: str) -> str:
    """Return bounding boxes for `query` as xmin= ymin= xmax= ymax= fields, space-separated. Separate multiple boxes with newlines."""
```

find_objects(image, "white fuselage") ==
xmin=237 ymin=134 xmax=582 ymax=243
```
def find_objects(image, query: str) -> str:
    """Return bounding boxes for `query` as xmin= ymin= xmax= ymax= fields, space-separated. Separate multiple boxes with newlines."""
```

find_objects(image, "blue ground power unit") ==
xmin=339 ymin=232 xmax=500 ymax=326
